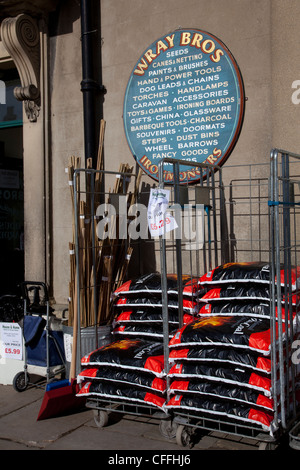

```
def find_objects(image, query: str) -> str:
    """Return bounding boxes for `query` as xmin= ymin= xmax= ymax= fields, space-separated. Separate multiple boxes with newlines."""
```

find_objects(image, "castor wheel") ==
xmin=258 ymin=441 xmax=278 ymax=450
xmin=176 ymin=424 xmax=195 ymax=448
xmin=93 ymin=409 xmax=109 ymax=428
xmin=159 ymin=418 xmax=178 ymax=439
xmin=13 ymin=372 xmax=29 ymax=392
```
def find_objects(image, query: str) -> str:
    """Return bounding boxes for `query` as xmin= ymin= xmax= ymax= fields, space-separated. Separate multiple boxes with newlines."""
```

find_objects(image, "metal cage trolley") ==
xmin=158 ymin=152 xmax=300 ymax=450
xmin=268 ymin=149 xmax=300 ymax=450
xmin=72 ymin=167 xmax=171 ymax=429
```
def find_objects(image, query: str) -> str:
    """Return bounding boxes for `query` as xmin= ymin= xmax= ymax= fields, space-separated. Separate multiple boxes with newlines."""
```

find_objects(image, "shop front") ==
xmin=0 ymin=0 xmax=300 ymax=449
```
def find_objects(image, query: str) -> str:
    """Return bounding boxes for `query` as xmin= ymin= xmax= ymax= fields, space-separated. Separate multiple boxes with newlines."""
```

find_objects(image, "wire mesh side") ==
xmin=157 ymin=152 xmax=300 ymax=442
xmin=221 ymin=162 xmax=270 ymax=263
xmin=157 ymin=158 xmax=225 ymax=395
xmin=269 ymin=149 xmax=300 ymax=431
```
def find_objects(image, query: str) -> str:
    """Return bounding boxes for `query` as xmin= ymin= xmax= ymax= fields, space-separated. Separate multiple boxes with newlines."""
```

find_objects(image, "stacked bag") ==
xmin=77 ymin=272 xmax=202 ymax=412
xmin=77 ymin=338 xmax=166 ymax=410
xmin=165 ymin=262 xmax=300 ymax=436
xmin=76 ymin=263 xmax=300 ymax=432
xmin=112 ymin=273 xmax=200 ymax=341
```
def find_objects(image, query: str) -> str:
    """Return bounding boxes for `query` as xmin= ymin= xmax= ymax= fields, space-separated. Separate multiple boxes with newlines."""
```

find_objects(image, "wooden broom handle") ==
xmin=69 ymin=277 xmax=78 ymax=381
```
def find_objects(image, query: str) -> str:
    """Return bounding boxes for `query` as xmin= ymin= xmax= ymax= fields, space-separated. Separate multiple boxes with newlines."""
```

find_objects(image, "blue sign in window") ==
xmin=0 ymin=78 xmax=23 ymax=128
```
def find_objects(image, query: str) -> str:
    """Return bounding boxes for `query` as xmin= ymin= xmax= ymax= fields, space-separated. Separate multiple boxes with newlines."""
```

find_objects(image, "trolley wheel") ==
xmin=13 ymin=372 xmax=29 ymax=392
xmin=176 ymin=424 xmax=195 ymax=448
xmin=93 ymin=409 xmax=109 ymax=428
xmin=159 ymin=418 xmax=178 ymax=439
xmin=258 ymin=441 xmax=278 ymax=450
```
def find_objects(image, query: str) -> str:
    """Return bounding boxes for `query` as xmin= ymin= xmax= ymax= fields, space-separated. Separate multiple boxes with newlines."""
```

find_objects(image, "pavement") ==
xmin=0 ymin=380 xmax=292 ymax=455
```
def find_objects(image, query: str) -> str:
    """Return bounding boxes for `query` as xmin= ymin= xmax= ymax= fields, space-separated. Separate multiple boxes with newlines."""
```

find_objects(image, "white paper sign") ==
xmin=63 ymin=333 xmax=73 ymax=362
xmin=0 ymin=323 xmax=22 ymax=360
xmin=147 ymin=188 xmax=178 ymax=237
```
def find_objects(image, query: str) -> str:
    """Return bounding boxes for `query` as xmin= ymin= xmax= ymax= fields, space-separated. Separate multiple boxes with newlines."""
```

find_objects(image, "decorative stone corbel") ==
xmin=0 ymin=14 xmax=41 ymax=122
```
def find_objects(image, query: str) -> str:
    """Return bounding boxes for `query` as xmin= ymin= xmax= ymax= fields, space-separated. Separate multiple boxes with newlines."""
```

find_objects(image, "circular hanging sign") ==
xmin=123 ymin=29 xmax=245 ymax=184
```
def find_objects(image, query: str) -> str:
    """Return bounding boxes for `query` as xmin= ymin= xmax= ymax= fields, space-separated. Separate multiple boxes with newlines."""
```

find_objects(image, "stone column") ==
xmin=1 ymin=14 xmax=49 ymax=286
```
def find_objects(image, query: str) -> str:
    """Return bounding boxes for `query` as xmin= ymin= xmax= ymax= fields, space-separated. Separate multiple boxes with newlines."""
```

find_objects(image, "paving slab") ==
xmin=0 ymin=384 xmax=44 ymax=417
xmin=0 ymin=384 xmax=92 ymax=449
xmin=0 ymin=384 xmax=287 ymax=452
xmin=46 ymin=418 xmax=181 ymax=450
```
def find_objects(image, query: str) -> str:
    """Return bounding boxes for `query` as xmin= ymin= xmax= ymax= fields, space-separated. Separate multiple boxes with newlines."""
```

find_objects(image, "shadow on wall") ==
xmin=127 ymin=180 xmax=157 ymax=279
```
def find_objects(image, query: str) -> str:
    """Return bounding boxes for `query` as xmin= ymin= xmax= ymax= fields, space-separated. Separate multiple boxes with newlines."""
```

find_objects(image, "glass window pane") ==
xmin=0 ymin=78 xmax=23 ymax=127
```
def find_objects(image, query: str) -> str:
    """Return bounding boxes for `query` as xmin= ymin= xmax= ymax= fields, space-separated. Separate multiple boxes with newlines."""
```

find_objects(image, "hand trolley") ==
xmin=13 ymin=281 xmax=66 ymax=392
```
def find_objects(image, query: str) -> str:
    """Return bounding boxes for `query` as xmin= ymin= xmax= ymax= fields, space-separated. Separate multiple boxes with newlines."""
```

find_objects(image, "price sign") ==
xmin=123 ymin=28 xmax=245 ymax=183
xmin=0 ymin=323 xmax=22 ymax=360
xmin=147 ymin=188 xmax=178 ymax=237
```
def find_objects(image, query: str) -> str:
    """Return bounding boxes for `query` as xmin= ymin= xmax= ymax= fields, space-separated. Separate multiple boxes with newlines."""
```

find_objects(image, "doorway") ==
xmin=0 ymin=67 xmax=24 ymax=295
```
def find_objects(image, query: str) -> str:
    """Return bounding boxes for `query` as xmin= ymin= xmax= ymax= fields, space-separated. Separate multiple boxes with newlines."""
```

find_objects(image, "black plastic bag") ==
xmin=77 ymin=380 xmax=166 ymax=409
xmin=81 ymin=338 xmax=165 ymax=377
xmin=169 ymin=315 xmax=275 ymax=355
xmin=78 ymin=367 xmax=166 ymax=393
